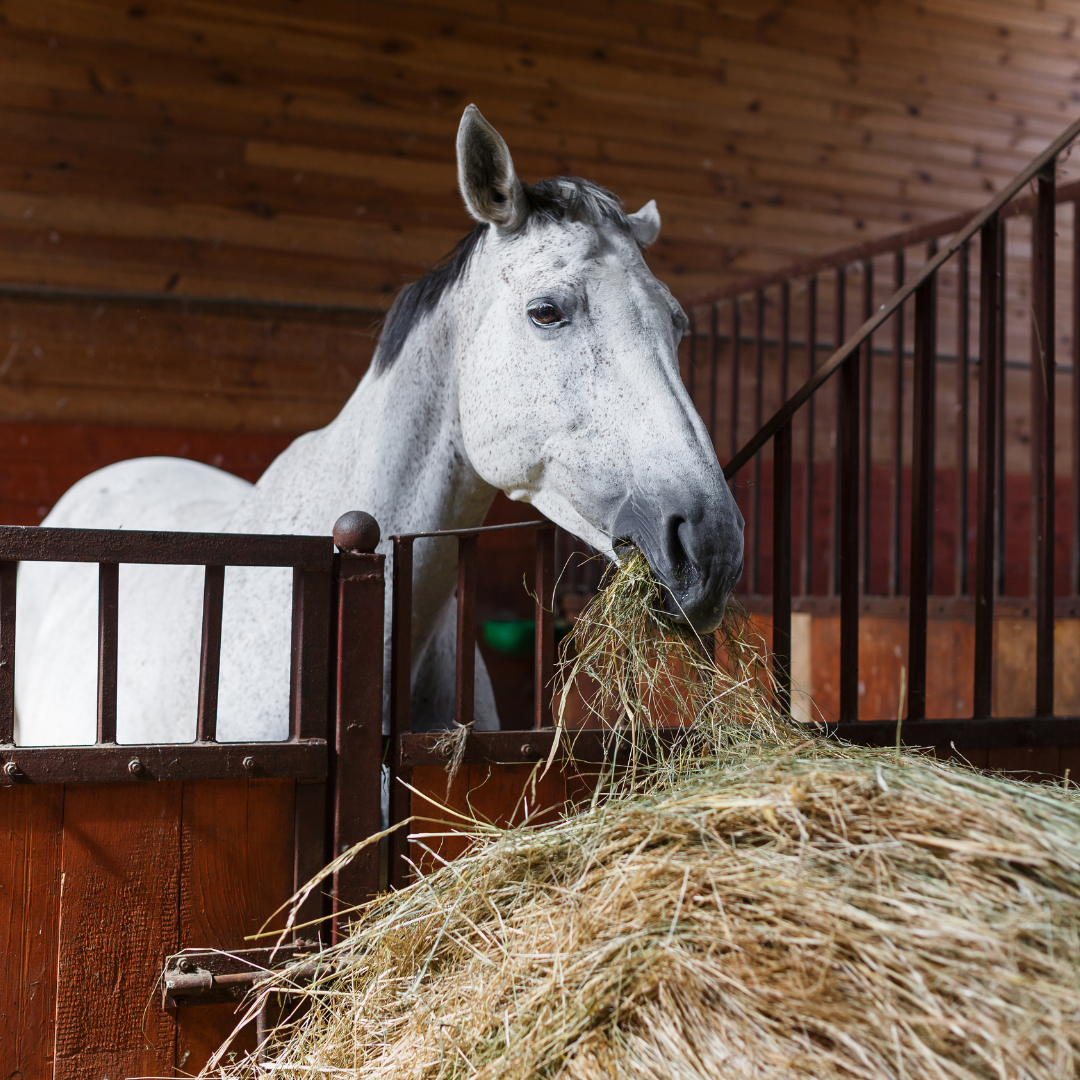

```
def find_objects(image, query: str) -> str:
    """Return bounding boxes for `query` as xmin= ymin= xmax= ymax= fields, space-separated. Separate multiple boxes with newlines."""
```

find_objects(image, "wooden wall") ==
xmin=0 ymin=0 xmax=1079 ymax=439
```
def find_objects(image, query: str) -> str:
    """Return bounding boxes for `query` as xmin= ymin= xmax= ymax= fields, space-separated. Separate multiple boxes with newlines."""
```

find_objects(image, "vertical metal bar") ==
xmin=730 ymin=299 xmax=741 ymax=463
xmin=974 ymin=215 xmax=1001 ymax=721
xmin=831 ymin=265 xmax=846 ymax=596
xmin=455 ymin=535 xmax=478 ymax=728
xmin=996 ymin=218 xmax=1007 ymax=596
xmin=1073 ymin=200 xmax=1080 ymax=596
xmin=926 ymin=238 xmax=939 ymax=598
xmin=907 ymin=273 xmax=937 ymax=721
xmin=687 ymin=310 xmax=697 ymax=406
xmin=388 ymin=536 xmax=414 ymax=891
xmin=838 ymin=316 xmax=860 ymax=722
xmin=331 ymin=551 xmax=385 ymax=939
xmin=803 ymin=275 xmax=818 ymax=596
xmin=708 ymin=304 xmax=719 ymax=446
xmin=1032 ymin=164 xmax=1056 ymax=716
xmin=752 ymin=289 xmax=765 ymax=593
xmin=773 ymin=281 xmax=792 ymax=714
xmin=0 ymin=562 xmax=15 ymax=745
xmin=534 ymin=527 xmax=555 ymax=730
xmin=861 ymin=259 xmax=874 ymax=592
xmin=97 ymin=562 xmax=118 ymax=744
xmin=289 ymin=566 xmax=330 ymax=741
xmin=196 ymin=564 xmax=225 ymax=743
xmin=956 ymin=241 xmax=971 ymax=596
xmin=890 ymin=251 xmax=905 ymax=597
xmin=289 ymin=562 xmax=331 ymax=937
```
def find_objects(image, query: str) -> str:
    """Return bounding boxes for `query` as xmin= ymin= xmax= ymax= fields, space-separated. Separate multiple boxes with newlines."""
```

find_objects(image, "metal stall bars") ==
xmin=0 ymin=513 xmax=384 ymax=938
xmin=387 ymin=519 xmax=555 ymax=889
xmin=713 ymin=114 xmax=1080 ymax=753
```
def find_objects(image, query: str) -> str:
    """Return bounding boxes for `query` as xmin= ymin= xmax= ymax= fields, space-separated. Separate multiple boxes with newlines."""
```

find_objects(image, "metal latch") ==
xmin=162 ymin=943 xmax=322 ymax=1008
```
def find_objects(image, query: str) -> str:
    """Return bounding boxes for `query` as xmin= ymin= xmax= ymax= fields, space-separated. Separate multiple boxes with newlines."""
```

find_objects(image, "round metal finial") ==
xmin=333 ymin=511 xmax=380 ymax=554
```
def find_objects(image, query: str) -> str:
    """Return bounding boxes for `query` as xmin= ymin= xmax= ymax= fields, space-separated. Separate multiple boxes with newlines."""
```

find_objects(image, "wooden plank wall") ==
xmin=0 ymin=0 xmax=1077 ymax=430
xmin=0 ymin=778 xmax=295 ymax=1079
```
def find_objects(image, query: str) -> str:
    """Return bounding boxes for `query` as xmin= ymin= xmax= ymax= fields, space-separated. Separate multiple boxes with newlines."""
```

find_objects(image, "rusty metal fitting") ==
xmin=333 ymin=511 xmax=380 ymax=554
xmin=520 ymin=744 xmax=534 ymax=757
xmin=128 ymin=757 xmax=144 ymax=775
xmin=3 ymin=760 xmax=20 ymax=778
xmin=243 ymin=755 xmax=256 ymax=772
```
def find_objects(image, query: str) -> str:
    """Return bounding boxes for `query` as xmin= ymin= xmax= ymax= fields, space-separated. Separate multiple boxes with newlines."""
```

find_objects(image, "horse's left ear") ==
xmin=628 ymin=200 xmax=661 ymax=247
xmin=456 ymin=105 xmax=527 ymax=229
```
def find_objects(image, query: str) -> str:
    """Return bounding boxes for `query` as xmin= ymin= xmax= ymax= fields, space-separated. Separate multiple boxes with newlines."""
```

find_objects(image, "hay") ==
xmin=205 ymin=555 xmax=1080 ymax=1080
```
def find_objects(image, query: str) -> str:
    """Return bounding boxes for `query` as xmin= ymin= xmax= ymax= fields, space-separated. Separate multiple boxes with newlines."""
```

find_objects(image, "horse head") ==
xmin=380 ymin=106 xmax=745 ymax=634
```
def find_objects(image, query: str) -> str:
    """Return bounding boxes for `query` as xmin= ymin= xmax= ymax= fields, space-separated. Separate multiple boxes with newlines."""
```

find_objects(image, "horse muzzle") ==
xmin=612 ymin=491 xmax=744 ymax=635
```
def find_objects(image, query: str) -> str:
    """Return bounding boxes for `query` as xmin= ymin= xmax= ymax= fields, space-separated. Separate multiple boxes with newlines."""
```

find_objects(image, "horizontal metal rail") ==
xmin=0 ymin=525 xmax=333 ymax=568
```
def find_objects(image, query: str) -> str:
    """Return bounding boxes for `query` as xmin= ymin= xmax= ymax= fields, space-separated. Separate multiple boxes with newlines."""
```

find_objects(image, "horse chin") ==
xmin=654 ymin=578 xmax=730 ymax=636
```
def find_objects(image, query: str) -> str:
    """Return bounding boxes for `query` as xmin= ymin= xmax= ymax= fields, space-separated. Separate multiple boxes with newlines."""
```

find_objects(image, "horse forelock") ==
xmin=373 ymin=177 xmax=634 ymax=373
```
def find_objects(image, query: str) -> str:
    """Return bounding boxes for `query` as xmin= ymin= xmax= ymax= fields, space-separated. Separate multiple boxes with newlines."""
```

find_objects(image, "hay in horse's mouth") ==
xmin=211 ymin=558 xmax=1080 ymax=1080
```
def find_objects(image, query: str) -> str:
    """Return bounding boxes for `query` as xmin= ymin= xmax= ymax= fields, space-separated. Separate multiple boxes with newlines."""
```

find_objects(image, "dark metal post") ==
xmin=773 ymin=281 xmax=792 ymax=715
xmin=838 ymin=306 xmax=860 ymax=723
xmin=388 ymin=536 xmax=414 ymax=890
xmin=803 ymin=275 xmax=818 ymax=596
xmin=290 ymin=567 xmax=331 ymax=742
xmin=687 ymin=310 xmax=697 ymax=405
xmin=752 ymin=289 xmax=765 ymax=593
xmin=534 ymin=526 xmax=555 ymax=730
xmin=97 ymin=562 xmax=119 ymax=744
xmin=196 ymin=564 xmax=225 ymax=743
xmin=861 ymin=259 xmax=874 ymax=592
xmin=907 ymin=273 xmax=937 ymax=720
xmin=708 ymin=304 xmax=719 ymax=446
xmin=832 ymin=265 xmax=846 ymax=596
xmin=1032 ymin=164 xmax=1056 ymax=716
xmin=0 ymin=562 xmax=14 ymax=745
xmin=973 ymin=216 xmax=1001 ymax=720
xmin=290 ymin=563 xmax=331 ymax=937
xmin=890 ymin=251 xmax=905 ymax=597
xmin=455 ymin=536 xmax=478 ymax=728
xmin=1073 ymin=200 xmax=1080 ymax=596
xmin=956 ymin=241 xmax=971 ymax=595
xmin=330 ymin=549 xmax=385 ymax=939
xmin=996 ymin=218 xmax=1007 ymax=596
xmin=730 ymin=299 xmax=741 ymax=463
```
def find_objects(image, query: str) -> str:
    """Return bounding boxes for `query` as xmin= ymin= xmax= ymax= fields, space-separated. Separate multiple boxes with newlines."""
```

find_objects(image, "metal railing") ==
xmin=681 ymin=115 xmax=1080 ymax=744
xmin=0 ymin=515 xmax=385 ymax=941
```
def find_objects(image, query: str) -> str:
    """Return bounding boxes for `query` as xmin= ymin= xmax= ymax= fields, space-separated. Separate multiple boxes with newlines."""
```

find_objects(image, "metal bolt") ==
xmin=177 ymin=957 xmax=195 ymax=974
xmin=520 ymin=744 xmax=534 ymax=757
xmin=4 ymin=760 xmax=20 ymax=778
xmin=128 ymin=757 xmax=143 ymax=775
xmin=243 ymin=755 xmax=256 ymax=772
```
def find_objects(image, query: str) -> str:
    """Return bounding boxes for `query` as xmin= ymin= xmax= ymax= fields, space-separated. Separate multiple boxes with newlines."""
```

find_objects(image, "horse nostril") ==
xmin=665 ymin=516 xmax=699 ymax=592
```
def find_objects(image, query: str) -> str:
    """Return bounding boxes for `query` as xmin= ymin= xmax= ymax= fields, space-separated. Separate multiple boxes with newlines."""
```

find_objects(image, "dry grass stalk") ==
xmin=204 ymin=553 xmax=1080 ymax=1080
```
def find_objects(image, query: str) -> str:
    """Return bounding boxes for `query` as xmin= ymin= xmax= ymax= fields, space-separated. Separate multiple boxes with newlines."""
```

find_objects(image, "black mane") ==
xmin=372 ymin=177 xmax=633 ymax=373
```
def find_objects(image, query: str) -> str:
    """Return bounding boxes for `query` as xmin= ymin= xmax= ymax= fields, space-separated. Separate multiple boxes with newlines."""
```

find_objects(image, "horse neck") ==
xmin=232 ymin=283 xmax=495 ymax=633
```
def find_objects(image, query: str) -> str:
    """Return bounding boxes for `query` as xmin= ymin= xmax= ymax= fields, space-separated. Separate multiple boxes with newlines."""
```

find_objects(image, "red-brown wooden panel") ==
xmin=987 ymin=745 xmax=1062 ymax=782
xmin=0 ymin=784 xmax=64 ymax=1080
xmin=176 ymin=779 xmax=296 ymax=1074
xmin=52 ymin=783 xmax=181 ymax=1080
xmin=410 ymin=763 xmax=567 ymax=872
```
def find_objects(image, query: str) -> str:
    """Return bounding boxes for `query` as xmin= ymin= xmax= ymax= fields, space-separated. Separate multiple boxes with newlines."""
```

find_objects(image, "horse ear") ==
xmin=456 ymin=105 xmax=526 ymax=228
xmin=628 ymin=199 xmax=661 ymax=247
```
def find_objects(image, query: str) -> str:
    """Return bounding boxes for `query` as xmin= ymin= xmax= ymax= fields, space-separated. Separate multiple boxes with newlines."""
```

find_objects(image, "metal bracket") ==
xmin=161 ymin=942 xmax=323 ymax=1008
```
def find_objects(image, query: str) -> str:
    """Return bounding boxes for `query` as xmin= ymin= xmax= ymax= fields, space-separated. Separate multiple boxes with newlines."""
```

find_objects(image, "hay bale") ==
xmin=208 ymin=557 xmax=1080 ymax=1079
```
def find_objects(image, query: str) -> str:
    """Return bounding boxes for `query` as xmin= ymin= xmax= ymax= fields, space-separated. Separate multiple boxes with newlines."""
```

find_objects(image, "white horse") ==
xmin=14 ymin=106 xmax=743 ymax=746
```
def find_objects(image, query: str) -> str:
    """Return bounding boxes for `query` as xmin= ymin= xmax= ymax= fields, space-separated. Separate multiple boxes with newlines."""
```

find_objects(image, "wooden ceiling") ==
xmin=1 ymin=0 xmax=1079 ymax=313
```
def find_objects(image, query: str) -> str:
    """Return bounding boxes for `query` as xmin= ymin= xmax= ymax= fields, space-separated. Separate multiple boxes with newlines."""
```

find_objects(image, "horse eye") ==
xmin=529 ymin=302 xmax=563 ymax=327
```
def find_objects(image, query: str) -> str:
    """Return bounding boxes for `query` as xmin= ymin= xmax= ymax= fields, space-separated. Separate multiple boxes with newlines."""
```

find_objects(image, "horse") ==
xmin=14 ymin=105 xmax=744 ymax=747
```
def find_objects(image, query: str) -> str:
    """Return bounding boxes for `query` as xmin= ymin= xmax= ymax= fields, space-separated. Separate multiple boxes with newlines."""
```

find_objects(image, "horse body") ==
xmin=15 ymin=106 xmax=743 ymax=747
